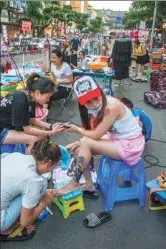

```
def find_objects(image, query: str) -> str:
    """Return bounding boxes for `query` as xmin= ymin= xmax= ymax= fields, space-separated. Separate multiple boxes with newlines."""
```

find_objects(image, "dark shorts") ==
xmin=136 ymin=54 xmax=149 ymax=65
xmin=0 ymin=128 xmax=26 ymax=154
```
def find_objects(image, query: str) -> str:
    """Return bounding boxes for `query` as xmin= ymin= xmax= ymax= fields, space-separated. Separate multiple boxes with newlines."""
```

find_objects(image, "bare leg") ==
xmin=66 ymin=142 xmax=95 ymax=191
xmin=141 ymin=65 xmax=145 ymax=78
xmin=135 ymin=63 xmax=139 ymax=77
xmin=58 ymin=138 xmax=120 ymax=195
xmin=2 ymin=130 xmax=46 ymax=154
xmin=3 ymin=130 xmax=39 ymax=145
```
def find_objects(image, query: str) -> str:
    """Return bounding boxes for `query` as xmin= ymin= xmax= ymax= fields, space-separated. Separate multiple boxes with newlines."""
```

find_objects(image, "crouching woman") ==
xmin=0 ymin=138 xmax=61 ymax=242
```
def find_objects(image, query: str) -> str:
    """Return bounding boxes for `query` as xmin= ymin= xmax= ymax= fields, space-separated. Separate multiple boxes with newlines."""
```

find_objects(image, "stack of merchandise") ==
xmin=150 ymin=71 xmax=166 ymax=91
xmin=144 ymin=71 xmax=166 ymax=109
xmin=0 ymin=39 xmax=13 ymax=73
xmin=161 ymin=53 xmax=166 ymax=71
xmin=150 ymin=52 xmax=162 ymax=70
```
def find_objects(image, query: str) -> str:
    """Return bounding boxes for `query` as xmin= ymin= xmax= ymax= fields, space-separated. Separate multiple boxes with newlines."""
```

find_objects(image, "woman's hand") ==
xmin=56 ymin=81 xmax=61 ymax=85
xmin=66 ymin=140 xmax=81 ymax=153
xmin=65 ymin=125 xmax=79 ymax=133
xmin=52 ymin=122 xmax=63 ymax=128
xmin=51 ymin=123 xmax=65 ymax=135
xmin=42 ymin=189 xmax=59 ymax=205
xmin=50 ymin=73 xmax=56 ymax=82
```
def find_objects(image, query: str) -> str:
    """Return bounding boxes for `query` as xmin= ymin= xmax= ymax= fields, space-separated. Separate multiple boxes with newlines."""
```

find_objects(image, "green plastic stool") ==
xmin=52 ymin=189 xmax=85 ymax=218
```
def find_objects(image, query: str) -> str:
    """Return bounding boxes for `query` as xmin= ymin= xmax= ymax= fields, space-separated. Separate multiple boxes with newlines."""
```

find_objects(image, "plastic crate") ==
xmin=100 ymin=56 xmax=109 ymax=63
xmin=88 ymin=62 xmax=107 ymax=70
xmin=150 ymin=63 xmax=161 ymax=70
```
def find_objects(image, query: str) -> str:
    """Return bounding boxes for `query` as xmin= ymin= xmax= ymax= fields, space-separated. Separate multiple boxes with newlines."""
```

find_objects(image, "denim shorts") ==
xmin=0 ymin=128 xmax=9 ymax=144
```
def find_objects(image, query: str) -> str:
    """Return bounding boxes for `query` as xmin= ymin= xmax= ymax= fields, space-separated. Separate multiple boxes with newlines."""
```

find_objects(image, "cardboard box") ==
xmin=152 ymin=52 xmax=162 ymax=59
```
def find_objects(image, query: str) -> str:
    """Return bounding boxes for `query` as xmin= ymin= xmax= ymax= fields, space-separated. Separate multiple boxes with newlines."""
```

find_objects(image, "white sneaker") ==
xmin=141 ymin=76 xmax=147 ymax=82
xmin=132 ymin=75 xmax=140 ymax=81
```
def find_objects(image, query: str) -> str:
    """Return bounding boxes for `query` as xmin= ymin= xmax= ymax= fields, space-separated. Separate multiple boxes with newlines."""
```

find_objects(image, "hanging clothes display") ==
xmin=111 ymin=38 xmax=132 ymax=80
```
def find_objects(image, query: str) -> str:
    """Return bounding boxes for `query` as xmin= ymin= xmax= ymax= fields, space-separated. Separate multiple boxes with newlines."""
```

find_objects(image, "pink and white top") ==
xmin=81 ymin=38 xmax=89 ymax=49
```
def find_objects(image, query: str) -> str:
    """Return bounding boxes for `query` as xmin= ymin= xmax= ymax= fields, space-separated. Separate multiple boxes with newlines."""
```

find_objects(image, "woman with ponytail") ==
xmin=0 ymin=72 xmax=64 ymax=149
xmin=1 ymin=138 xmax=61 ymax=241
xmin=56 ymin=76 xmax=145 ymax=198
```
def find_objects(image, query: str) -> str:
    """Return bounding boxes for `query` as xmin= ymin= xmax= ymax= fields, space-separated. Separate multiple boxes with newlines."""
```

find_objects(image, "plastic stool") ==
xmin=14 ymin=144 xmax=26 ymax=154
xmin=1 ymin=144 xmax=15 ymax=154
xmin=1 ymin=144 xmax=26 ymax=154
xmin=52 ymin=189 xmax=85 ymax=218
xmin=97 ymin=157 xmax=146 ymax=210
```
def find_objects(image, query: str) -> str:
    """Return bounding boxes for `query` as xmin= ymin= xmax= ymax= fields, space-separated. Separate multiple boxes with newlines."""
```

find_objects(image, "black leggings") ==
xmin=48 ymin=86 xmax=71 ymax=108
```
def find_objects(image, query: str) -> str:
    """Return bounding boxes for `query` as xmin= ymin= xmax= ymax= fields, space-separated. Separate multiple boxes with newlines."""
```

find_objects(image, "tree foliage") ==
xmin=0 ymin=1 xmax=6 ymax=15
xmin=124 ymin=1 xmax=166 ymax=29
xmin=0 ymin=1 xmax=102 ymax=36
xmin=18 ymin=1 xmax=60 ymax=36
xmin=74 ymin=12 xmax=88 ymax=32
xmin=88 ymin=16 xmax=103 ymax=34
xmin=16 ymin=1 xmax=88 ymax=36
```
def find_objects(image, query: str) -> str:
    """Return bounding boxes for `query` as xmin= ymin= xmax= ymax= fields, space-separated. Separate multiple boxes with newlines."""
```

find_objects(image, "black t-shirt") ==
xmin=0 ymin=90 xmax=36 ymax=133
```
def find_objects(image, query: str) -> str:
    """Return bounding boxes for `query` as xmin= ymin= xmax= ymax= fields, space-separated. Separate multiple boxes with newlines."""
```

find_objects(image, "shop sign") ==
xmin=22 ymin=21 xmax=32 ymax=32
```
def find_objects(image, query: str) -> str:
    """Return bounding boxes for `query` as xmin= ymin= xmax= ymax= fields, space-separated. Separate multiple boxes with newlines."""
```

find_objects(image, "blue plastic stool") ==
xmin=0 ymin=144 xmax=15 ymax=154
xmin=1 ymin=144 xmax=26 ymax=154
xmin=97 ymin=157 xmax=146 ymax=210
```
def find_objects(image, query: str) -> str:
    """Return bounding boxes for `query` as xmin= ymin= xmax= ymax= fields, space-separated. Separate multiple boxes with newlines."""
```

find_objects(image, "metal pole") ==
xmin=150 ymin=1 xmax=158 ymax=52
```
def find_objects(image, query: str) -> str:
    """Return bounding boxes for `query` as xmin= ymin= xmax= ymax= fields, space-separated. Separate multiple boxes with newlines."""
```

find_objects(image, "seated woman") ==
xmin=0 ymin=138 xmax=61 ymax=242
xmin=48 ymin=49 xmax=73 ymax=107
xmin=0 ymin=73 xmax=64 ymax=150
xmin=70 ymin=51 xmax=89 ymax=71
xmin=57 ymin=76 xmax=145 ymax=197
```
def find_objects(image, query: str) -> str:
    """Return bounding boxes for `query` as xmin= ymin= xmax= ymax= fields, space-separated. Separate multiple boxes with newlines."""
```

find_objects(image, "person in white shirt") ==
xmin=70 ymin=51 xmax=89 ymax=71
xmin=0 ymin=138 xmax=61 ymax=242
xmin=48 ymin=49 xmax=73 ymax=108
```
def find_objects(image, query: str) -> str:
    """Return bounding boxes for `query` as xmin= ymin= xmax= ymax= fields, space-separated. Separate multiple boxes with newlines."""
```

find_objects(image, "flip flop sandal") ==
xmin=83 ymin=212 xmax=112 ymax=228
xmin=83 ymin=191 xmax=99 ymax=199
xmin=0 ymin=226 xmax=36 ymax=242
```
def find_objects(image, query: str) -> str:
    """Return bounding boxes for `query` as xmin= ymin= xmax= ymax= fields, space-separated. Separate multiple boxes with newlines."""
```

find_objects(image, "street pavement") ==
xmin=1 ymin=78 xmax=166 ymax=249
xmin=12 ymin=53 xmax=46 ymax=66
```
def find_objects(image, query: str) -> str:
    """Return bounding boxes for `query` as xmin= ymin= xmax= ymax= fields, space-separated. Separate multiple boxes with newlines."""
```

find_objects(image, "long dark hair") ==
xmin=78 ymin=87 xmax=107 ymax=130
xmin=51 ymin=49 xmax=65 ymax=62
xmin=26 ymin=72 xmax=55 ymax=94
